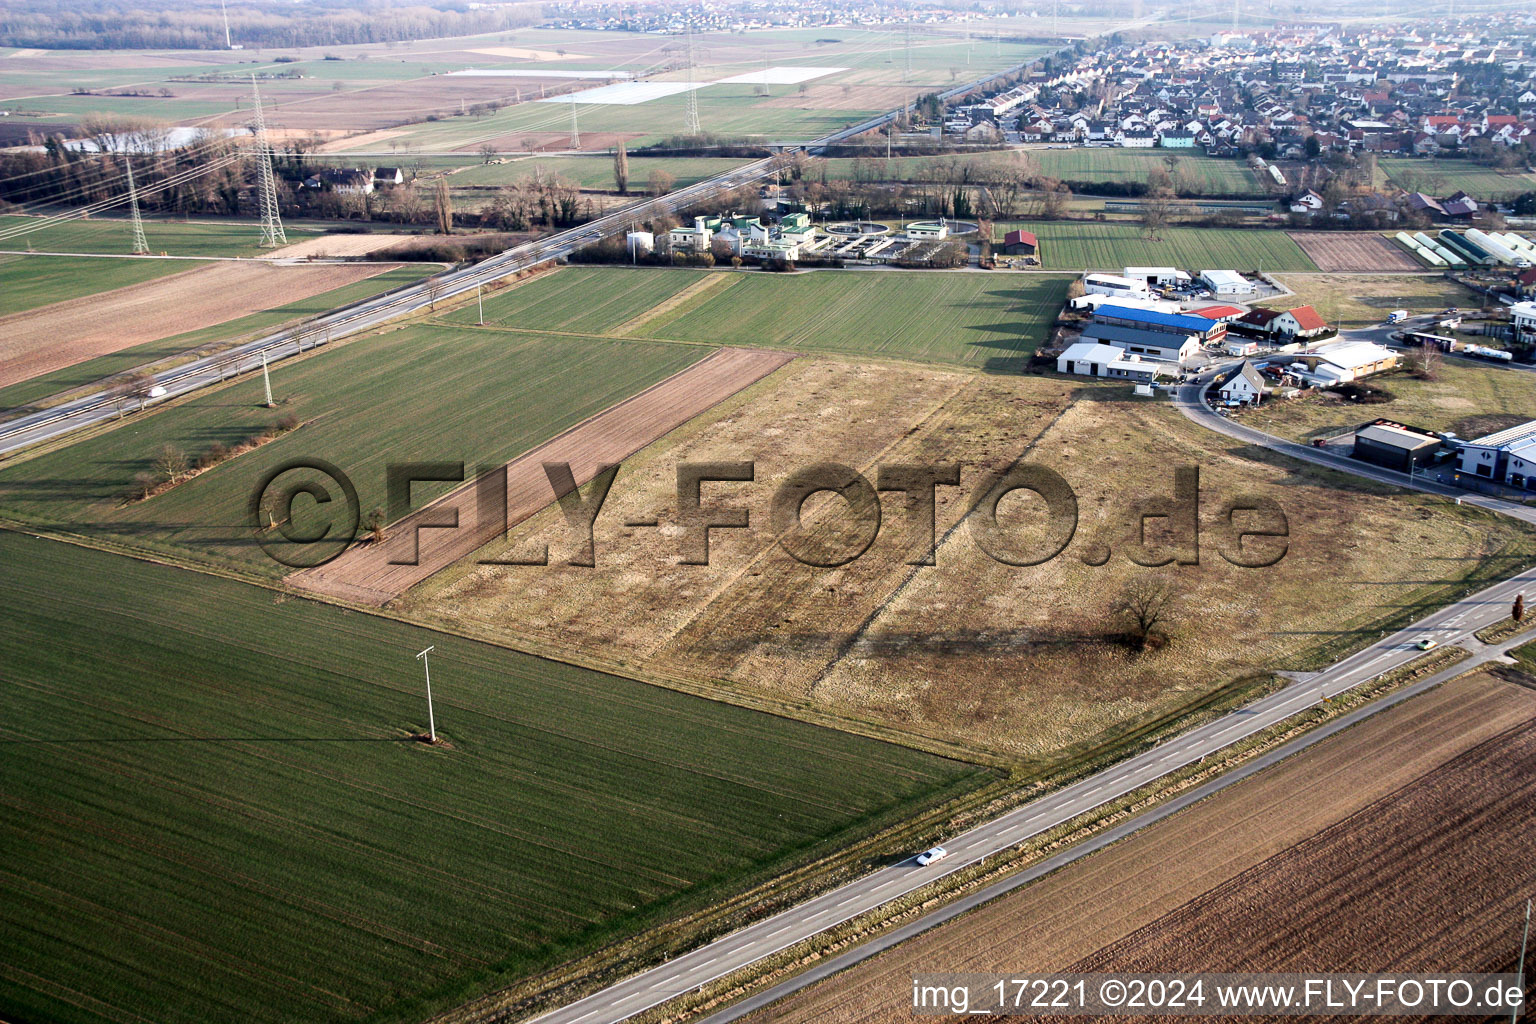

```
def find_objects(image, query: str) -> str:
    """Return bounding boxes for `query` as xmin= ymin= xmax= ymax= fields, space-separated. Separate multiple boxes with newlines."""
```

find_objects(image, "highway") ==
xmin=0 ymin=54 xmax=1046 ymax=460
xmin=516 ymin=370 xmax=1536 ymax=1024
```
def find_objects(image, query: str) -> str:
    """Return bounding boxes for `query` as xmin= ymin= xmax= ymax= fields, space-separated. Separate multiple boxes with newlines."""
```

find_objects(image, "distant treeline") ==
xmin=0 ymin=0 xmax=542 ymax=50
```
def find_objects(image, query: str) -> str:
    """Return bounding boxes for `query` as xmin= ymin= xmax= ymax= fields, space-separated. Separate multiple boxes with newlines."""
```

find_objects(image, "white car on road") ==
xmin=916 ymin=846 xmax=948 ymax=866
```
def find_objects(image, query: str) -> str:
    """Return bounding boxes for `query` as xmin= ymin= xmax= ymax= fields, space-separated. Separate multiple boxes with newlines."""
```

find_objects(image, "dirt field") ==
xmin=289 ymin=347 xmax=797 ymax=606
xmin=1287 ymin=232 xmax=1421 ymax=272
xmin=266 ymin=234 xmax=419 ymax=259
xmin=0 ymin=261 xmax=398 ymax=390
xmin=745 ymin=673 xmax=1536 ymax=1024
xmin=401 ymin=367 xmax=1536 ymax=760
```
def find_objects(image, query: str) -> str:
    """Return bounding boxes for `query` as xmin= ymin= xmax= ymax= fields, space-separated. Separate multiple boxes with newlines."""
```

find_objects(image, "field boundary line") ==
xmin=613 ymin=272 xmax=739 ymax=337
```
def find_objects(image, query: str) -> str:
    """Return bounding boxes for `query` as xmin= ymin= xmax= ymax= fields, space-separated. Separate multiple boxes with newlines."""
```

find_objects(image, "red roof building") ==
xmin=1001 ymin=229 xmax=1038 ymax=255
xmin=1190 ymin=304 xmax=1245 ymax=321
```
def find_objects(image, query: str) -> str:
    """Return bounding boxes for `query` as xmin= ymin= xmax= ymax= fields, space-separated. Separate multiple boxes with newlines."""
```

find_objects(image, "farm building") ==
xmin=373 ymin=167 xmax=405 ymax=187
xmin=304 ymin=168 xmax=375 ymax=195
xmin=1055 ymin=342 xmax=1167 ymax=382
xmin=1354 ymin=420 xmax=1442 ymax=472
xmin=1122 ymin=267 xmax=1189 ymax=287
xmin=1002 ymin=230 xmax=1038 ymax=256
xmin=1216 ymin=360 xmax=1266 ymax=404
xmin=1083 ymin=273 xmax=1151 ymax=299
xmin=1067 ymin=294 xmax=1183 ymax=314
xmin=1199 ymin=269 xmax=1255 ymax=297
xmin=1457 ymin=420 xmax=1536 ymax=487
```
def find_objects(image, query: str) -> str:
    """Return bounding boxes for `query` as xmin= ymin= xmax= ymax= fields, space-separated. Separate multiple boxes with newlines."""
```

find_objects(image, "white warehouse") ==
xmin=1199 ymin=269 xmax=1255 ymax=297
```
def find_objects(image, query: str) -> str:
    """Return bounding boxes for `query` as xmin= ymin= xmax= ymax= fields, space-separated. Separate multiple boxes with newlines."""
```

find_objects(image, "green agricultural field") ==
xmin=1029 ymin=149 xmax=1264 ymax=195
xmin=0 ymin=252 xmax=180 ymax=315
xmin=0 ymin=531 xmax=984 ymax=1024
xmin=818 ymin=150 xmax=1261 ymax=194
xmin=0 ymin=215 xmax=310 ymax=258
xmin=1379 ymin=158 xmax=1536 ymax=202
xmin=1001 ymin=222 xmax=1318 ymax=272
xmin=0 ymin=264 xmax=433 ymax=412
xmin=444 ymin=265 xmax=704 ymax=334
xmin=0 ymin=329 xmax=705 ymax=577
xmin=632 ymin=270 xmax=1072 ymax=370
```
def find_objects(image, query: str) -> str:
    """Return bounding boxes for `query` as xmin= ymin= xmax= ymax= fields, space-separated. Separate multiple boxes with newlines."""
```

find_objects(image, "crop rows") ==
xmin=445 ymin=265 xmax=703 ymax=335
xmin=635 ymin=270 xmax=1072 ymax=369
xmin=0 ymin=533 xmax=982 ymax=1024
xmin=1000 ymin=223 xmax=1318 ymax=272
xmin=0 ymin=328 xmax=706 ymax=576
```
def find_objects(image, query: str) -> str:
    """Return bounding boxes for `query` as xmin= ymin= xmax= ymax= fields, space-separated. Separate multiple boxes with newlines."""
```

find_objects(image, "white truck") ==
xmin=1386 ymin=309 xmax=1409 ymax=324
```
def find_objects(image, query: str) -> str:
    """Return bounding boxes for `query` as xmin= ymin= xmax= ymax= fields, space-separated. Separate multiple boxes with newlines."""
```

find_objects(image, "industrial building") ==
xmin=1457 ymin=420 xmax=1536 ymax=487
xmin=1083 ymin=273 xmax=1152 ymax=299
xmin=1055 ymin=342 xmax=1168 ymax=381
xmin=1198 ymin=269 xmax=1255 ymax=297
xmin=1353 ymin=420 xmax=1442 ymax=472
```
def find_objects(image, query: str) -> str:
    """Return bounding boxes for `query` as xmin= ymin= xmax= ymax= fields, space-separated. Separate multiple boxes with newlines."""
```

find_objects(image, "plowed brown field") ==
xmin=1288 ymin=232 xmax=1420 ymax=272
xmin=288 ymin=346 xmax=796 ymax=605
xmin=266 ymin=234 xmax=418 ymax=259
xmin=0 ymin=261 xmax=397 ymax=389
xmin=746 ymin=673 xmax=1536 ymax=1024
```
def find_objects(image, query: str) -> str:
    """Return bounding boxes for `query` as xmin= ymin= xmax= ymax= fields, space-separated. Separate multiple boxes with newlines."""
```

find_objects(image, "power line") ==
xmin=124 ymin=156 xmax=149 ymax=255
xmin=684 ymin=25 xmax=701 ymax=136
xmin=250 ymin=75 xmax=287 ymax=249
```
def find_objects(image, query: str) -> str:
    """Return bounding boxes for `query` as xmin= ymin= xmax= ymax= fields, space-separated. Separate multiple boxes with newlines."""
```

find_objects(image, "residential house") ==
xmin=1216 ymin=360 xmax=1267 ymax=404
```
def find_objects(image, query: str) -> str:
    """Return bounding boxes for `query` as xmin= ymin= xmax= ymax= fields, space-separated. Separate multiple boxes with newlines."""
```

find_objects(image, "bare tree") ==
xmin=613 ymin=140 xmax=629 ymax=195
xmin=425 ymin=276 xmax=444 ymax=310
xmin=365 ymin=507 xmax=387 ymax=544
xmin=1117 ymin=578 xmax=1176 ymax=648
xmin=478 ymin=142 xmax=496 ymax=165
xmin=124 ymin=369 xmax=156 ymax=412
xmin=648 ymin=169 xmax=676 ymax=197
xmin=1041 ymin=181 xmax=1071 ymax=220
xmin=1140 ymin=189 xmax=1174 ymax=240
xmin=152 ymin=444 xmax=189 ymax=486
xmin=434 ymin=178 xmax=453 ymax=234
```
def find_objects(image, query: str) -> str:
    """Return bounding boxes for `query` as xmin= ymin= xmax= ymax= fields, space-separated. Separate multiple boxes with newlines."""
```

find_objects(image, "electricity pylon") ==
xmin=683 ymin=26 xmax=701 ymax=136
xmin=124 ymin=156 xmax=149 ymax=255
xmin=250 ymin=75 xmax=287 ymax=248
xmin=569 ymin=96 xmax=581 ymax=149
xmin=903 ymin=21 xmax=912 ymax=81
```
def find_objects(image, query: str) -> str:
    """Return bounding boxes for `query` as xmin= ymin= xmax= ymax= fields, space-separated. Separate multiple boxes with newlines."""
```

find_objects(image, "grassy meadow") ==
xmin=0 ymin=531 xmax=984 ymax=1024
